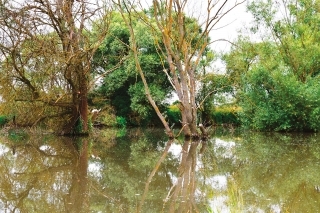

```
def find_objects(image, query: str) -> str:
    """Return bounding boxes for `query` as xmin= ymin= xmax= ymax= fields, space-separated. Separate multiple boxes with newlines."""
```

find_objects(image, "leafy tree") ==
xmin=224 ymin=0 xmax=320 ymax=131
xmin=248 ymin=0 xmax=320 ymax=82
xmin=0 ymin=0 xmax=111 ymax=134
xmin=197 ymin=71 xmax=235 ymax=125
xmin=240 ymin=66 xmax=320 ymax=131
xmin=92 ymin=13 xmax=173 ymax=126
xmin=114 ymin=0 xmax=245 ymax=138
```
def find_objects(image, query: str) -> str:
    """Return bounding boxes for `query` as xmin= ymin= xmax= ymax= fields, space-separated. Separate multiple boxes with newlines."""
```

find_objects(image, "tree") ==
xmin=91 ymin=12 xmax=173 ymax=126
xmin=0 ymin=0 xmax=111 ymax=134
xmin=115 ymin=0 xmax=245 ymax=138
xmin=196 ymin=49 xmax=235 ymax=125
xmin=223 ymin=0 xmax=320 ymax=131
xmin=248 ymin=0 xmax=320 ymax=82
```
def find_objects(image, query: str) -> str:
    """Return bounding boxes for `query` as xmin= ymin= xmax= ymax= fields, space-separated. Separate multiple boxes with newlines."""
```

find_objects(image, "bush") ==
xmin=165 ymin=104 xmax=181 ymax=126
xmin=211 ymin=106 xmax=240 ymax=125
xmin=240 ymin=67 xmax=320 ymax=131
xmin=0 ymin=115 xmax=9 ymax=127
xmin=116 ymin=116 xmax=127 ymax=128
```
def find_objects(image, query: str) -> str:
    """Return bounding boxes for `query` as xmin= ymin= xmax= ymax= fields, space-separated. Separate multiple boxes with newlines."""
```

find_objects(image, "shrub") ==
xmin=0 ymin=115 xmax=9 ymax=127
xmin=116 ymin=116 xmax=127 ymax=128
xmin=240 ymin=67 xmax=320 ymax=131
xmin=165 ymin=104 xmax=181 ymax=125
xmin=211 ymin=106 xmax=241 ymax=125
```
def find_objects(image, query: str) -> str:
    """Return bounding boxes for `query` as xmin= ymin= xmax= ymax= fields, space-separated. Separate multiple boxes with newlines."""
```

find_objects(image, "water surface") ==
xmin=0 ymin=128 xmax=320 ymax=212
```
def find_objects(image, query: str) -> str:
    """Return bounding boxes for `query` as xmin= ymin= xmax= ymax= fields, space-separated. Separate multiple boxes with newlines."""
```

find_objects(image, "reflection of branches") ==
xmin=137 ymin=138 xmax=206 ymax=212
xmin=164 ymin=139 xmax=200 ymax=213
xmin=13 ymin=164 xmax=73 ymax=176
xmin=137 ymin=139 xmax=174 ymax=213
xmin=0 ymin=139 xmax=79 ymax=212
xmin=10 ymin=143 xmax=75 ymax=160
xmin=90 ymin=183 xmax=115 ymax=201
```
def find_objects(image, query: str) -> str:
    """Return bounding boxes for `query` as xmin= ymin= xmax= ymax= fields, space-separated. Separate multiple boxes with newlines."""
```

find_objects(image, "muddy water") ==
xmin=0 ymin=128 xmax=319 ymax=212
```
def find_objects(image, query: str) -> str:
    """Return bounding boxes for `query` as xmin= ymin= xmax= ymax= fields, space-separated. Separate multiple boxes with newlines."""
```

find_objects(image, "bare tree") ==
xmin=0 ymin=0 xmax=111 ymax=134
xmin=115 ymin=0 xmax=245 ymax=138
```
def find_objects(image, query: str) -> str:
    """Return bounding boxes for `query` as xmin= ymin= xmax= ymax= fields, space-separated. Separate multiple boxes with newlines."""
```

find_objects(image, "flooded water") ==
xmin=0 ymin=128 xmax=320 ymax=212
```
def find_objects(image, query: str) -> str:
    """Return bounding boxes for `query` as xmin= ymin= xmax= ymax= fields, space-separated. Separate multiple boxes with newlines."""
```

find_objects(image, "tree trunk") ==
xmin=79 ymin=83 xmax=88 ymax=132
xmin=61 ymin=64 xmax=89 ymax=135
xmin=118 ymin=2 xmax=174 ymax=138
xmin=179 ymin=101 xmax=199 ymax=138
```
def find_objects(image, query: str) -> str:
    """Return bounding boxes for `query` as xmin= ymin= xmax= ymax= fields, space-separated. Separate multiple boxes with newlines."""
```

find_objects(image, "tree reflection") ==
xmin=232 ymin=132 xmax=320 ymax=212
xmin=164 ymin=139 xmax=200 ymax=212
xmin=138 ymin=138 xmax=207 ymax=213
xmin=0 ymin=135 xmax=90 ymax=212
xmin=64 ymin=138 xmax=89 ymax=213
xmin=3 ymin=129 xmax=319 ymax=212
xmin=87 ymin=128 xmax=178 ymax=212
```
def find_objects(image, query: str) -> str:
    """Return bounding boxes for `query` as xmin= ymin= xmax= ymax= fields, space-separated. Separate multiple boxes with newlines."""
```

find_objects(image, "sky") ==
xmin=205 ymin=1 xmax=254 ymax=73
xmin=209 ymin=1 xmax=253 ymax=53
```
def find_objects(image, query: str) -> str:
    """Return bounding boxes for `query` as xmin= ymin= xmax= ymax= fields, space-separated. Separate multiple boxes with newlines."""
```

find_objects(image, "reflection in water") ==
xmin=137 ymin=139 xmax=174 ymax=212
xmin=138 ymin=138 xmax=207 ymax=213
xmin=136 ymin=131 xmax=320 ymax=213
xmin=65 ymin=138 xmax=89 ymax=213
xmin=0 ymin=129 xmax=320 ymax=212
xmin=0 ymin=136 xmax=89 ymax=212
xmin=163 ymin=139 xmax=201 ymax=212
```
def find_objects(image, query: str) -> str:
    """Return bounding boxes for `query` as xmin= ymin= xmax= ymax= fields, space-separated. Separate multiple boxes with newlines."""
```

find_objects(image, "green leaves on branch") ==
xmin=92 ymin=12 xmax=172 ymax=126
xmin=240 ymin=68 xmax=320 ymax=131
xmin=223 ymin=0 xmax=320 ymax=132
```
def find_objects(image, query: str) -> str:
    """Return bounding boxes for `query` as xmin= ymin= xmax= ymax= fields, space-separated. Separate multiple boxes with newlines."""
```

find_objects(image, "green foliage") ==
xmin=74 ymin=118 xmax=84 ymax=134
xmin=128 ymin=82 xmax=167 ymax=119
xmin=116 ymin=116 xmax=127 ymax=128
xmin=92 ymin=12 xmax=173 ymax=126
xmin=212 ymin=106 xmax=241 ymax=125
xmin=165 ymin=104 xmax=181 ymax=125
xmin=0 ymin=115 xmax=8 ymax=127
xmin=88 ymin=118 xmax=93 ymax=132
xmin=197 ymin=47 xmax=234 ymax=125
xmin=239 ymin=68 xmax=320 ymax=131
xmin=93 ymin=109 xmax=117 ymax=127
xmin=248 ymin=0 xmax=320 ymax=81
xmin=8 ymin=129 xmax=29 ymax=142
xmin=223 ymin=0 xmax=320 ymax=132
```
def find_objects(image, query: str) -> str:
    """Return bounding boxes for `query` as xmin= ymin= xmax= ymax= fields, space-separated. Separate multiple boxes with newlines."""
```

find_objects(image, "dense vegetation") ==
xmin=224 ymin=0 xmax=320 ymax=131
xmin=0 ymin=0 xmax=318 ymax=134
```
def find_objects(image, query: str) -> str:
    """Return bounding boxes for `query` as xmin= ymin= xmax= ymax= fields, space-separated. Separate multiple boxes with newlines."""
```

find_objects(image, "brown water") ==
xmin=0 ymin=128 xmax=320 ymax=212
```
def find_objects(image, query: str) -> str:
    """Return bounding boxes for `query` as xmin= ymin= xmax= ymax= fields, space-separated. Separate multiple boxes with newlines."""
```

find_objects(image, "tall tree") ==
xmin=248 ymin=0 xmax=320 ymax=81
xmin=92 ymin=12 xmax=173 ymax=126
xmin=0 ymin=0 xmax=111 ymax=134
xmin=224 ymin=0 xmax=320 ymax=131
xmin=115 ymin=0 xmax=244 ymax=138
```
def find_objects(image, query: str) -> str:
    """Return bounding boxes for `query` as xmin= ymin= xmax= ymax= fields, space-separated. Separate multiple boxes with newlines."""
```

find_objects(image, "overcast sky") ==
xmin=205 ymin=1 xmax=254 ymax=73
xmin=209 ymin=1 xmax=253 ymax=53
